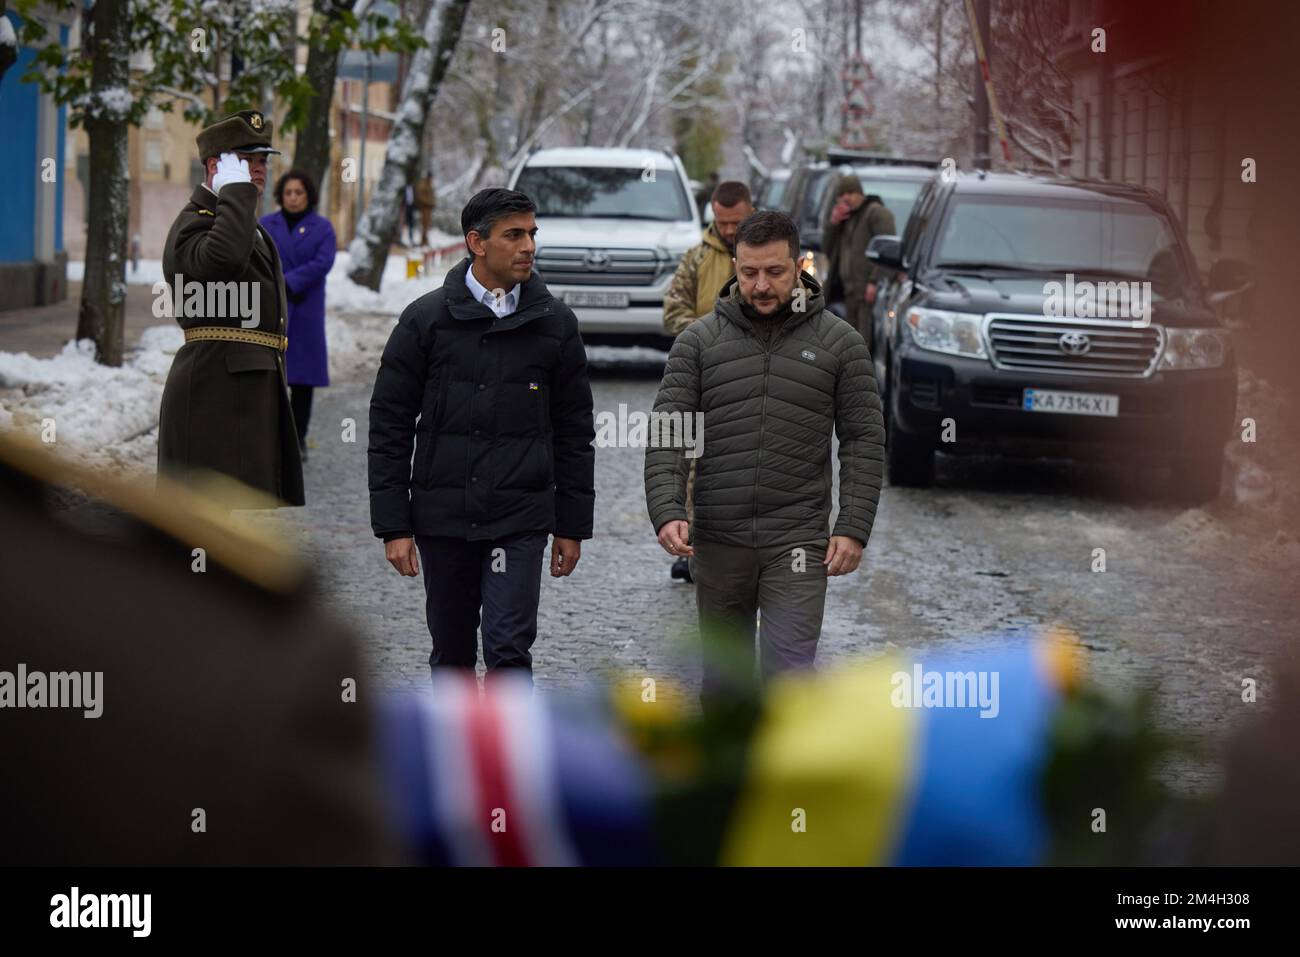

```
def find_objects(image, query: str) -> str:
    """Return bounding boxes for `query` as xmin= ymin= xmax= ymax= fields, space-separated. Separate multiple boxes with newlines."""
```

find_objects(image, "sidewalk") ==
xmin=0 ymin=282 xmax=162 ymax=359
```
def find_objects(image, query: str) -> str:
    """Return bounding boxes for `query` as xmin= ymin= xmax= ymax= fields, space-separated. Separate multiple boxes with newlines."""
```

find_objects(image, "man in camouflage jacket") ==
xmin=663 ymin=181 xmax=754 ymax=337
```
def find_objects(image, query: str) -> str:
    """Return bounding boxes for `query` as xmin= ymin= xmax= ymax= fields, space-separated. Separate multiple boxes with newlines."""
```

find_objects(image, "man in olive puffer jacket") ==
xmin=644 ymin=210 xmax=885 ymax=712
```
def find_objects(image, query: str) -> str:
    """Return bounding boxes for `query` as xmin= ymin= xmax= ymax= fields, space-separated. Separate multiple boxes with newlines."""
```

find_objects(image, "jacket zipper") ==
xmin=751 ymin=318 xmax=795 ymax=547
xmin=752 ymin=345 xmax=770 ymax=547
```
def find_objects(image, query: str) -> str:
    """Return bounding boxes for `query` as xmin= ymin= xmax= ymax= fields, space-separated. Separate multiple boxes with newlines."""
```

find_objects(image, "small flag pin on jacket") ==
xmin=529 ymin=382 xmax=540 ymax=390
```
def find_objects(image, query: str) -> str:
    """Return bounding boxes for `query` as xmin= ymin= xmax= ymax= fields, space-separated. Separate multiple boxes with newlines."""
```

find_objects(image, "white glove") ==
xmin=212 ymin=152 xmax=252 ymax=193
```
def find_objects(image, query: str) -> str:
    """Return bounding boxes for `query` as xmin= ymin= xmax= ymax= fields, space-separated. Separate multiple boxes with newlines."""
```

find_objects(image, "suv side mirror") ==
xmin=867 ymin=234 xmax=903 ymax=271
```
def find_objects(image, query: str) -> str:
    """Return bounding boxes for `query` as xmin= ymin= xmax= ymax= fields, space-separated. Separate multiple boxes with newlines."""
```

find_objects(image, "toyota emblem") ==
xmin=585 ymin=249 xmax=610 ymax=270
xmin=1058 ymin=331 xmax=1091 ymax=356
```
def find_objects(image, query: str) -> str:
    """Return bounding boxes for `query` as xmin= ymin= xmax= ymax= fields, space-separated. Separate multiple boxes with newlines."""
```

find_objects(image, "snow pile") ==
xmin=0 ymin=326 xmax=184 ymax=476
xmin=327 ymin=312 xmax=397 ymax=382
xmin=326 ymin=249 xmax=453 ymax=318
xmin=67 ymin=259 xmax=167 ymax=286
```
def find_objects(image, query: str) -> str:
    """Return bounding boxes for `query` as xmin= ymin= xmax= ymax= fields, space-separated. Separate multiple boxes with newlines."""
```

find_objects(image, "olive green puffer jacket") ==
xmin=644 ymin=273 xmax=885 ymax=549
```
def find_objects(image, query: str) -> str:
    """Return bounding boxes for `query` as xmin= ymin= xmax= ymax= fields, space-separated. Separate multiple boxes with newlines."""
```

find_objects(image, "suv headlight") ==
xmin=904 ymin=307 xmax=987 ymax=359
xmin=1160 ymin=328 xmax=1231 ymax=369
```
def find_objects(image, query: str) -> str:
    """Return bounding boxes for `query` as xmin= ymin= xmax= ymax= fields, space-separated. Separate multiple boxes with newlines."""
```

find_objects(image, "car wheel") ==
xmin=1170 ymin=443 xmax=1225 ymax=506
xmin=887 ymin=408 xmax=935 ymax=487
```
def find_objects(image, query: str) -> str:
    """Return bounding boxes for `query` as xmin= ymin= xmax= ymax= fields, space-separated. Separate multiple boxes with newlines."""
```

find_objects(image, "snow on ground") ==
xmin=326 ymin=250 xmax=452 ymax=318
xmin=0 ymin=326 xmax=183 ymax=475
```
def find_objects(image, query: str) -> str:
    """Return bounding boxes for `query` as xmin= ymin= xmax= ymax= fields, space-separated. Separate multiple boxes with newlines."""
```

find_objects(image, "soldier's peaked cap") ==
xmin=196 ymin=110 xmax=281 ymax=159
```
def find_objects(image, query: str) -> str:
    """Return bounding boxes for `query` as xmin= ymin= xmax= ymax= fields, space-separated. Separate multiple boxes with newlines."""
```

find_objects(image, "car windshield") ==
xmin=798 ymin=170 xmax=835 ymax=230
xmin=933 ymin=194 xmax=1196 ymax=300
xmin=514 ymin=166 xmax=693 ymax=221
xmin=854 ymin=176 xmax=925 ymax=232
xmin=763 ymin=177 xmax=789 ymax=208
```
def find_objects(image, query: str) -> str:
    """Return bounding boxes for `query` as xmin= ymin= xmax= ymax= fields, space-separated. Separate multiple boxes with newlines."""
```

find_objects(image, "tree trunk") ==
xmin=292 ymin=0 xmax=358 ymax=192
xmin=346 ymin=0 xmax=471 ymax=290
xmin=76 ymin=0 xmax=131 ymax=367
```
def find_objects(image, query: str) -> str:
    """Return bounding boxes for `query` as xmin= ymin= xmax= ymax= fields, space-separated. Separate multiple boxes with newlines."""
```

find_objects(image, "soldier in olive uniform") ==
xmin=157 ymin=110 xmax=305 ymax=507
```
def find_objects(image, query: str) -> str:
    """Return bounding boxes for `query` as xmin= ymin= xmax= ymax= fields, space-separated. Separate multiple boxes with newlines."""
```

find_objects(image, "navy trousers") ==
xmin=415 ymin=530 xmax=548 ymax=685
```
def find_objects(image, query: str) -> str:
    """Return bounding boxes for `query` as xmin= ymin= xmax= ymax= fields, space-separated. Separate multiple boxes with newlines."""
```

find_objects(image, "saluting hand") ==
xmin=212 ymin=152 xmax=252 ymax=193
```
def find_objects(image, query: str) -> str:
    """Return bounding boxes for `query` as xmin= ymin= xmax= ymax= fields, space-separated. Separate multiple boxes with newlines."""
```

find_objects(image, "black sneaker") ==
xmin=670 ymin=556 xmax=692 ymax=583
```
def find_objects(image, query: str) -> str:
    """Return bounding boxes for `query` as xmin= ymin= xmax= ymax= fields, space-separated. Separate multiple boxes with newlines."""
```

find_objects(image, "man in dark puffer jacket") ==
xmin=645 ymin=210 xmax=884 ymax=711
xmin=369 ymin=188 xmax=595 ymax=688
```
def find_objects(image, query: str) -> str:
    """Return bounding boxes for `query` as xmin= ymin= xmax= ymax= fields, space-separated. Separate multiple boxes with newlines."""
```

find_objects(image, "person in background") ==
xmin=261 ymin=170 xmax=337 ymax=464
xmin=403 ymin=183 xmax=418 ymax=246
xmin=821 ymin=174 xmax=896 ymax=350
xmin=415 ymin=172 xmax=438 ymax=247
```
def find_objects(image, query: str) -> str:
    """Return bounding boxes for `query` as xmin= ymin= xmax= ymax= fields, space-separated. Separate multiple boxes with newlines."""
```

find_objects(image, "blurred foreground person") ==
xmin=157 ymin=110 xmax=304 ymax=507
xmin=0 ymin=435 xmax=393 ymax=865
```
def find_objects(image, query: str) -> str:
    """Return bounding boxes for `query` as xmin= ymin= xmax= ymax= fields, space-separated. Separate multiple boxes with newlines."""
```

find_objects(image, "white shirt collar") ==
xmin=465 ymin=262 xmax=520 ymax=319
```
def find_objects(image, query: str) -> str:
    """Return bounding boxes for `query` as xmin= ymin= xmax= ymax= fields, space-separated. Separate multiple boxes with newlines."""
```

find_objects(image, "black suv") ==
xmin=867 ymin=171 xmax=1236 ymax=503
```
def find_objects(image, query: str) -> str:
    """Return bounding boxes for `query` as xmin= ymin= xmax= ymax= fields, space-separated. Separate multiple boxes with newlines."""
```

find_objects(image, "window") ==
xmin=514 ymin=166 xmax=693 ymax=222
xmin=932 ymin=194 xmax=1197 ymax=302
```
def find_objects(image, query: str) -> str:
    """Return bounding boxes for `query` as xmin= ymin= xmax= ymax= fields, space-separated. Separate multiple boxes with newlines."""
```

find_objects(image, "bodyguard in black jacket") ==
xmin=368 ymin=188 xmax=595 ymax=685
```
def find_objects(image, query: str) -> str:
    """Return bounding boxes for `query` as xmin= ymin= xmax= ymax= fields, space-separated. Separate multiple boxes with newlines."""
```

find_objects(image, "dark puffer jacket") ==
xmin=644 ymin=273 xmax=884 ymax=549
xmin=368 ymin=258 xmax=595 ymax=542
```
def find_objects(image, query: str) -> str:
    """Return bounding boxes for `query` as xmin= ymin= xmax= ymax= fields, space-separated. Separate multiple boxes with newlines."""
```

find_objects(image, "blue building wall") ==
xmin=0 ymin=13 xmax=39 ymax=263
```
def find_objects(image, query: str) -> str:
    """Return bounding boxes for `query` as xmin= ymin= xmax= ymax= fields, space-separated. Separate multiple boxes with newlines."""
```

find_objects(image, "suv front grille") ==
xmin=534 ymin=247 xmax=661 ymax=286
xmin=986 ymin=317 xmax=1162 ymax=377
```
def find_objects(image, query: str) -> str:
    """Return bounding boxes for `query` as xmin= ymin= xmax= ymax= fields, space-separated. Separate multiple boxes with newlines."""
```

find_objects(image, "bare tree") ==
xmin=347 ymin=0 xmax=472 ymax=290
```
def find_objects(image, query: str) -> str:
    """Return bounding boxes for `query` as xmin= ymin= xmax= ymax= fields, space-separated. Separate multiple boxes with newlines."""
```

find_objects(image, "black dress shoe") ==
xmin=671 ymin=556 xmax=692 ymax=583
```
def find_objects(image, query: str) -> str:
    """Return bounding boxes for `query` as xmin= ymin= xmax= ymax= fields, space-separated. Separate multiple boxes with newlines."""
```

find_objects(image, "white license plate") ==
xmin=1022 ymin=388 xmax=1119 ymax=417
xmin=564 ymin=290 xmax=629 ymax=309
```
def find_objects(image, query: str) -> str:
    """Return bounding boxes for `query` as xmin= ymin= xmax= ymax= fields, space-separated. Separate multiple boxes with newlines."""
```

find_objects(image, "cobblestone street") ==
xmin=255 ymin=356 xmax=1297 ymax=791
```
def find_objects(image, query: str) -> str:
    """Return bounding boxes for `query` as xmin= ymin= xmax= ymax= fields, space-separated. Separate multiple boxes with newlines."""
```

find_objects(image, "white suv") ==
xmin=508 ymin=147 xmax=701 ymax=346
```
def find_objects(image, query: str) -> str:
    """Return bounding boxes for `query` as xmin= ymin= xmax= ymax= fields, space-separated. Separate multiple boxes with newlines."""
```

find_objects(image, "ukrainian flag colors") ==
xmin=722 ymin=639 xmax=1064 ymax=866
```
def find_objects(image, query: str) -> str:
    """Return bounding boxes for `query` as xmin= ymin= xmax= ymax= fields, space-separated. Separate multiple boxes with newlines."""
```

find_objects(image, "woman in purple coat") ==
xmin=261 ymin=170 xmax=337 ymax=461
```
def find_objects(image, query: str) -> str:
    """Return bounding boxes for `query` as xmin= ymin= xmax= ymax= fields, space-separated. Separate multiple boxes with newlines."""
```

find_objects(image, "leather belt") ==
xmin=184 ymin=326 xmax=288 ymax=352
